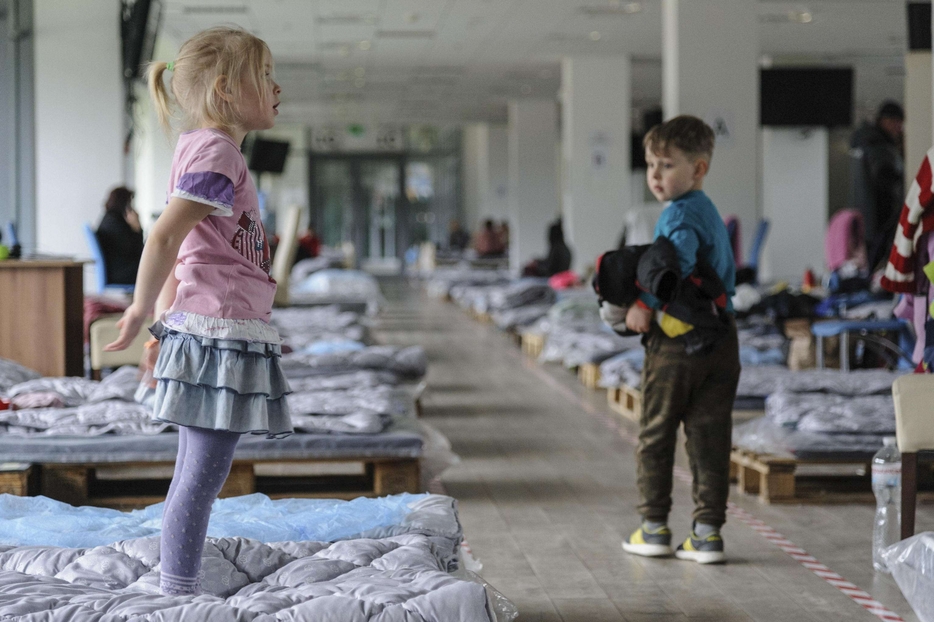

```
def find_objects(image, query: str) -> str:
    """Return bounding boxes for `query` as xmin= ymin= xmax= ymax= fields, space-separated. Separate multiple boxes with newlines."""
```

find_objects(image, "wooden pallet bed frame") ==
xmin=521 ymin=333 xmax=545 ymax=359
xmin=578 ymin=363 xmax=601 ymax=390
xmin=11 ymin=457 xmax=420 ymax=510
xmin=607 ymin=384 xmax=642 ymax=424
xmin=730 ymin=447 xmax=885 ymax=504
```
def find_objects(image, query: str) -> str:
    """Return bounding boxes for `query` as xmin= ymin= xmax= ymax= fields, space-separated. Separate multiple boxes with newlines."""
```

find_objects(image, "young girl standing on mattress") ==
xmin=104 ymin=27 xmax=291 ymax=596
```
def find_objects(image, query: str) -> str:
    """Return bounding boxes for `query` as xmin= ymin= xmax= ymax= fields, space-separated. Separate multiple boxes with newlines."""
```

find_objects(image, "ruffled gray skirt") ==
xmin=150 ymin=323 xmax=293 ymax=438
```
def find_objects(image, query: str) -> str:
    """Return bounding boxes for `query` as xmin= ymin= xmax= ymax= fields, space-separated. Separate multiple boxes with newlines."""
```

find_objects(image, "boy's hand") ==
xmin=599 ymin=301 xmax=627 ymax=326
xmin=626 ymin=305 xmax=654 ymax=334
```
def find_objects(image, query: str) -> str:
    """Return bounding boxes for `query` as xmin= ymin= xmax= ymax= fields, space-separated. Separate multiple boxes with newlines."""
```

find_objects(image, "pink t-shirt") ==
xmin=167 ymin=128 xmax=276 ymax=322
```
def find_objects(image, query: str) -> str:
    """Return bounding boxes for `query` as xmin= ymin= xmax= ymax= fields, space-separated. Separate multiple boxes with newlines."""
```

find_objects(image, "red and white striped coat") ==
xmin=881 ymin=147 xmax=934 ymax=294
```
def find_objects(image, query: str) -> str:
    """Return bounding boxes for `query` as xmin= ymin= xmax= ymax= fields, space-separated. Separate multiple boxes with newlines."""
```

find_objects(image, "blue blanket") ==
xmin=0 ymin=492 xmax=428 ymax=547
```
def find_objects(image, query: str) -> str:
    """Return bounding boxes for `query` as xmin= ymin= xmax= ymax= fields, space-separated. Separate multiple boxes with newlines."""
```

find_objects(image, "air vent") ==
xmin=318 ymin=41 xmax=355 ymax=50
xmin=409 ymin=75 xmax=459 ymax=86
xmin=181 ymin=5 xmax=247 ymax=15
xmin=411 ymin=65 xmax=466 ymax=76
xmin=317 ymin=14 xmax=377 ymax=25
xmin=759 ymin=11 xmax=813 ymax=24
xmin=578 ymin=3 xmax=642 ymax=16
xmin=376 ymin=30 xmax=435 ymax=39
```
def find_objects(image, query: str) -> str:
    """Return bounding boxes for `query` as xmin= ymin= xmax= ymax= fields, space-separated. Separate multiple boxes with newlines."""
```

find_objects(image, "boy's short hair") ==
xmin=643 ymin=115 xmax=715 ymax=162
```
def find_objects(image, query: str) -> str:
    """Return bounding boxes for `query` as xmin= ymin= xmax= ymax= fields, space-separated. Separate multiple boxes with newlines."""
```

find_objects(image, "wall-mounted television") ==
xmin=760 ymin=67 xmax=853 ymax=127
xmin=121 ymin=0 xmax=163 ymax=81
xmin=248 ymin=138 xmax=290 ymax=174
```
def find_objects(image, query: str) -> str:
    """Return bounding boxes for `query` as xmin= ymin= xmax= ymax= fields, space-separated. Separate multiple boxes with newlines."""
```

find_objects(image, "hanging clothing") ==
xmin=881 ymin=147 xmax=934 ymax=293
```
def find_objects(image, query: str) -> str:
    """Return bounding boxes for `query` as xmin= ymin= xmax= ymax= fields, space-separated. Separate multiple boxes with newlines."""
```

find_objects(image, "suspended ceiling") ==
xmin=160 ymin=0 xmax=910 ymax=125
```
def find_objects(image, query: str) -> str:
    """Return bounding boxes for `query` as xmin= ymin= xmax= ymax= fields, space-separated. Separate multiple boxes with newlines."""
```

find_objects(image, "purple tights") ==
xmin=160 ymin=426 xmax=240 ymax=596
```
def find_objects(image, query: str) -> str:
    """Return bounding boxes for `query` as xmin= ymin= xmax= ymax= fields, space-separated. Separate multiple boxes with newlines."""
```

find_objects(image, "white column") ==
xmin=905 ymin=51 xmax=933 ymax=189
xmin=761 ymin=128 xmax=828 ymax=282
xmin=34 ymin=0 xmax=124 ymax=263
xmin=662 ymin=0 xmax=759 ymax=257
xmin=461 ymin=123 xmax=487 ymax=233
xmin=133 ymin=90 xmax=175 ymax=233
xmin=561 ymin=56 xmax=631 ymax=273
xmin=487 ymin=124 xmax=509 ymax=221
xmin=508 ymin=99 xmax=559 ymax=272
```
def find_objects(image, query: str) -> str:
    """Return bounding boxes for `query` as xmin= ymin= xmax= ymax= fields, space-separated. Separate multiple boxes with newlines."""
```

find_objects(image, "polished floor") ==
xmin=375 ymin=279 xmax=927 ymax=622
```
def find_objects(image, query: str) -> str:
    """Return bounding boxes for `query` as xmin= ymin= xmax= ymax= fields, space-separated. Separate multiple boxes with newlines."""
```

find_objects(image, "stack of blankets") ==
xmin=732 ymin=368 xmax=906 ymax=457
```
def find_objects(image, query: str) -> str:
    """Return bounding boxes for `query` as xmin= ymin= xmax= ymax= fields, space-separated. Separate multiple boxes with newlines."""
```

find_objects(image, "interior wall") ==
xmin=761 ymin=127 xmax=829 ymax=282
xmin=663 ymin=0 xmax=760 ymax=258
xmin=132 ymin=34 xmax=176 ymax=234
xmin=254 ymin=123 xmax=310 ymax=235
xmin=905 ymin=51 xmax=934 ymax=187
xmin=508 ymin=99 xmax=560 ymax=271
xmin=34 ymin=0 xmax=123 ymax=268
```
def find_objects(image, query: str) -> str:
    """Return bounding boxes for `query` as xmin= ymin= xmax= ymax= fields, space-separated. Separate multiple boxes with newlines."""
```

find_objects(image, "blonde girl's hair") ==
xmin=147 ymin=27 xmax=272 ymax=134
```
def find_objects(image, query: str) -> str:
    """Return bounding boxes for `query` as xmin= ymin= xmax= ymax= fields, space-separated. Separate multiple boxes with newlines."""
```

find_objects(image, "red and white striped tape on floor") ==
xmin=520 ymin=358 xmax=906 ymax=622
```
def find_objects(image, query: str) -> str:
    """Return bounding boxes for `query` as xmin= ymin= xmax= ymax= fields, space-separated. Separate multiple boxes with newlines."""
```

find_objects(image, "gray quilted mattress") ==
xmin=0 ymin=418 xmax=424 ymax=463
xmin=0 ymin=495 xmax=510 ymax=621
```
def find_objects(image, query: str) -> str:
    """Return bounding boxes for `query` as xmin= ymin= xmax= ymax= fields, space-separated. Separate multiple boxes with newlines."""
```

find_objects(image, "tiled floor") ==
xmin=375 ymin=280 xmax=926 ymax=622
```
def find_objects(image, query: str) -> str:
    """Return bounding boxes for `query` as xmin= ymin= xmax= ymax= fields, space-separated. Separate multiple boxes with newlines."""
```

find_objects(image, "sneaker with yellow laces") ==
xmin=621 ymin=523 xmax=673 ymax=557
xmin=674 ymin=529 xmax=726 ymax=564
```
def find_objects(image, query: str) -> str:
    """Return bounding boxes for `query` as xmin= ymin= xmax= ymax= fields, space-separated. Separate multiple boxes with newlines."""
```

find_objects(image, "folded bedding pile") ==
xmin=0 ymin=357 xmax=42 ymax=399
xmin=492 ymin=303 xmax=556 ymax=331
xmin=598 ymin=349 xmax=646 ymax=389
xmin=424 ymin=268 xmax=510 ymax=300
xmin=486 ymin=279 xmax=555 ymax=312
xmin=280 ymin=345 xmax=428 ymax=381
xmin=0 ymin=306 xmax=430 ymax=437
xmin=289 ymin=269 xmax=385 ymax=315
xmin=531 ymin=294 xmax=642 ymax=368
xmin=0 ymin=493 xmax=517 ymax=621
xmin=736 ymin=366 xmax=904 ymax=402
xmin=0 ymin=360 xmax=424 ymax=438
xmin=733 ymin=368 xmax=906 ymax=457
xmin=0 ymin=366 xmax=167 ymax=436
xmin=736 ymin=319 xmax=787 ymax=367
xmin=271 ymin=305 xmax=369 ymax=346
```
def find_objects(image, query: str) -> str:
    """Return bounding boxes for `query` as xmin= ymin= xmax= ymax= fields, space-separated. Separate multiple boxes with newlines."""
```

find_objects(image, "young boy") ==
xmin=622 ymin=116 xmax=740 ymax=564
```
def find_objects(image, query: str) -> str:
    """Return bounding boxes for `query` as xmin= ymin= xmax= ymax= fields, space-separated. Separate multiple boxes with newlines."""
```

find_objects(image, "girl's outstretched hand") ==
xmin=104 ymin=305 xmax=147 ymax=352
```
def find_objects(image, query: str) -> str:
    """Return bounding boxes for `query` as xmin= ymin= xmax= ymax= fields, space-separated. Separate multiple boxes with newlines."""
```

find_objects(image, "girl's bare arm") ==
xmin=104 ymin=197 xmax=214 ymax=351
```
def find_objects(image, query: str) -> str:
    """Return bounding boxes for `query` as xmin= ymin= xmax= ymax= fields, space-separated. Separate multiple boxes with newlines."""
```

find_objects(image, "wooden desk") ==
xmin=0 ymin=260 xmax=84 ymax=376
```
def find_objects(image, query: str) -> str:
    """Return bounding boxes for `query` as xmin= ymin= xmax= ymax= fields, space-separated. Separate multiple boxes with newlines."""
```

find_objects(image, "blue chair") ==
xmin=84 ymin=223 xmax=134 ymax=295
xmin=812 ymin=318 xmax=914 ymax=371
xmin=745 ymin=219 xmax=770 ymax=274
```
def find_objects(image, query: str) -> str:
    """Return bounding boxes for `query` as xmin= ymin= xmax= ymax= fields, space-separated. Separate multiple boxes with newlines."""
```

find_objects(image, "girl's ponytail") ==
xmin=147 ymin=61 xmax=172 ymax=134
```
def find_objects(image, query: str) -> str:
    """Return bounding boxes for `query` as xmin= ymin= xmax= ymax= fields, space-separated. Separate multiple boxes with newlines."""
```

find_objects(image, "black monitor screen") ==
xmin=248 ymin=138 xmax=290 ymax=174
xmin=760 ymin=67 xmax=853 ymax=127
xmin=121 ymin=0 xmax=163 ymax=81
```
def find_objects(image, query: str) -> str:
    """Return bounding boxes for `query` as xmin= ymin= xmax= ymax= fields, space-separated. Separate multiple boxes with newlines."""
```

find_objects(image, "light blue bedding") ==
xmin=0 ymin=492 xmax=429 ymax=548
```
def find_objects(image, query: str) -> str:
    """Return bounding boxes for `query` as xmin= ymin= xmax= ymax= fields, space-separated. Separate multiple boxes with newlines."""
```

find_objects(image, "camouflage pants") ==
xmin=637 ymin=318 xmax=740 ymax=527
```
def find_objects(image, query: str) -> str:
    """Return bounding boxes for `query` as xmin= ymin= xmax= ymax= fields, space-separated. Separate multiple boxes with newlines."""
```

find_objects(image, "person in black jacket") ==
xmin=96 ymin=186 xmax=144 ymax=286
xmin=850 ymin=101 xmax=905 ymax=271
xmin=523 ymin=218 xmax=572 ymax=277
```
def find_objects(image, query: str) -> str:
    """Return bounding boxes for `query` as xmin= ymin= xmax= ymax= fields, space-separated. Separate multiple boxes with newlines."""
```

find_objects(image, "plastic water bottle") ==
xmin=872 ymin=437 xmax=901 ymax=573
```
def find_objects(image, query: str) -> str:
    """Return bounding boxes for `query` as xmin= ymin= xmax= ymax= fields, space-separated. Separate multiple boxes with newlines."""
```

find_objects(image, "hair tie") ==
xmin=166 ymin=61 xmax=175 ymax=72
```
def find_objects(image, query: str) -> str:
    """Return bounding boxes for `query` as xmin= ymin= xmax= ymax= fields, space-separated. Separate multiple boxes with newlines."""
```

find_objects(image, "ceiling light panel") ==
xmin=316 ymin=0 xmax=380 ymax=13
xmin=180 ymin=4 xmax=248 ymax=15
xmin=375 ymin=29 xmax=435 ymax=39
xmin=578 ymin=3 xmax=643 ymax=17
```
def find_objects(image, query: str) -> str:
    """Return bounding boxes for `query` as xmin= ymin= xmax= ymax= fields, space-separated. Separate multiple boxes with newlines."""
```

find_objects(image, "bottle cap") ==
xmin=883 ymin=436 xmax=897 ymax=446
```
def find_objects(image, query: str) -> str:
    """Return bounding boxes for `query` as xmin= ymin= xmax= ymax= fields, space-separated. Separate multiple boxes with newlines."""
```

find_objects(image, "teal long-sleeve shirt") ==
xmin=638 ymin=190 xmax=736 ymax=314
